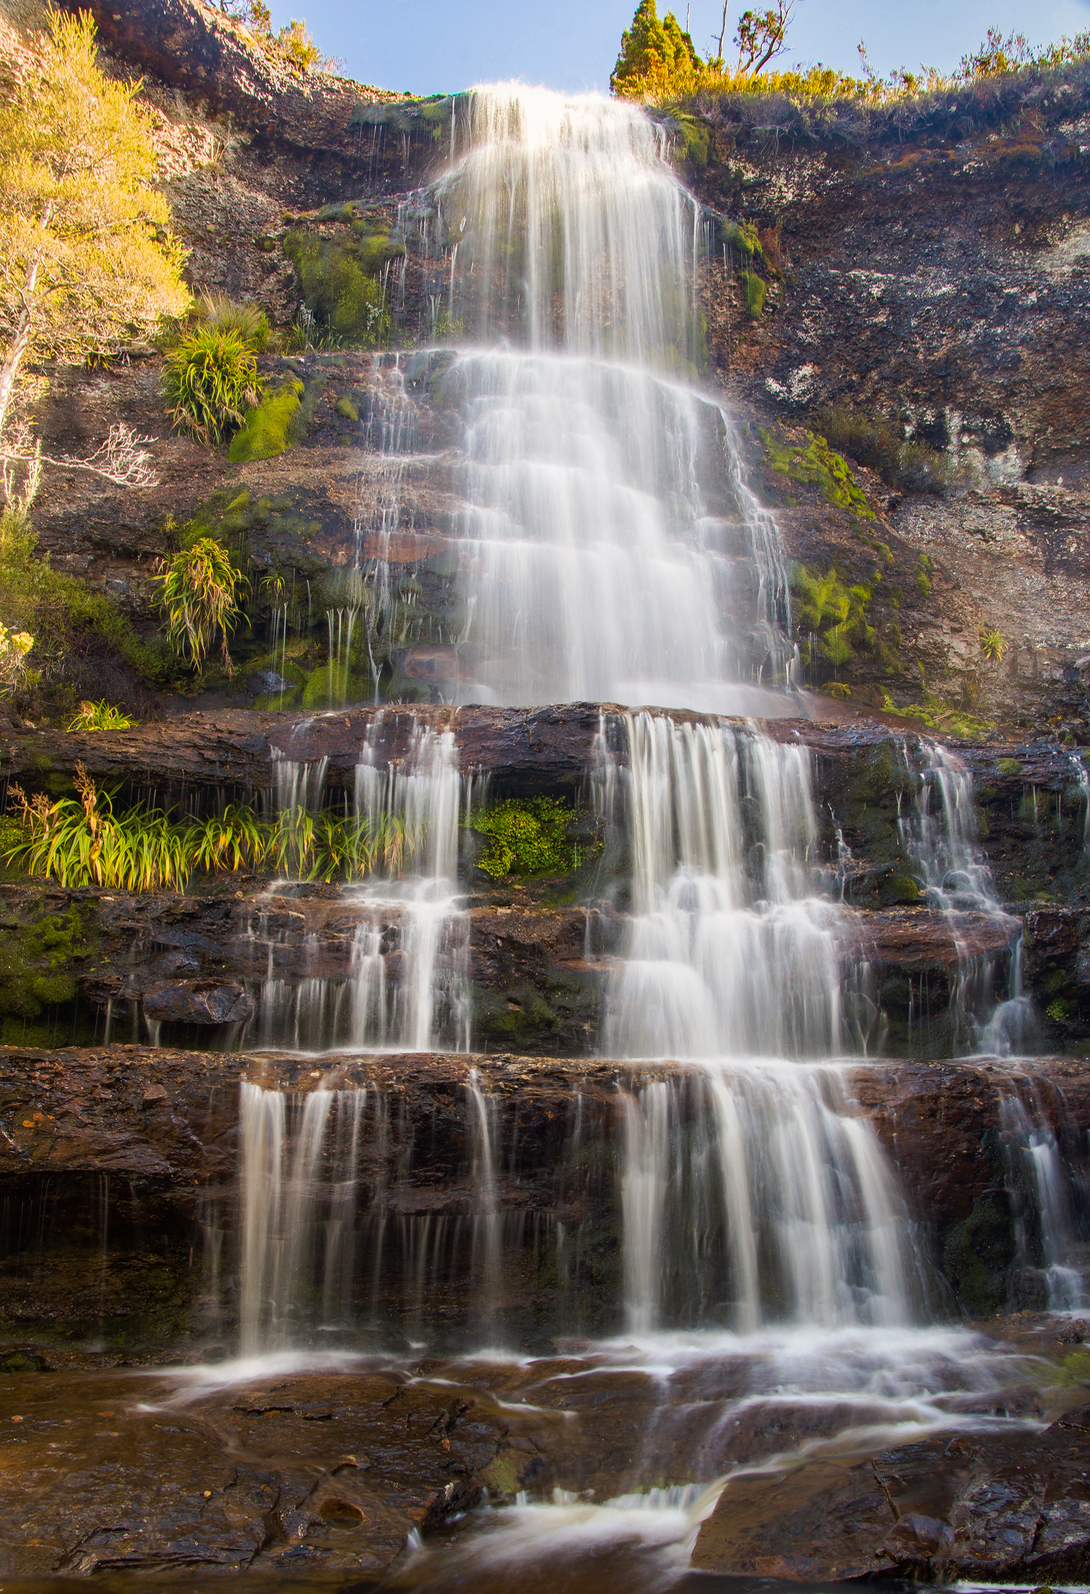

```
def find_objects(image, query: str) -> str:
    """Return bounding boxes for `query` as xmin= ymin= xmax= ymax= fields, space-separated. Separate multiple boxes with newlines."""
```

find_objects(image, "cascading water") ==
xmin=899 ymin=738 xmax=1034 ymax=1053
xmin=248 ymin=714 xmax=470 ymax=1053
xmin=201 ymin=82 xmax=1089 ymax=1588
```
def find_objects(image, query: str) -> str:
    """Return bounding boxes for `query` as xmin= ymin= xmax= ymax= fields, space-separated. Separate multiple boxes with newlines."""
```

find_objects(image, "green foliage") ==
xmin=3 ymin=769 xmax=409 ymax=890
xmin=818 ymin=405 xmax=949 ymax=495
xmin=763 ymin=429 xmax=875 ymax=519
xmin=740 ymin=270 xmax=767 ymax=318
xmin=942 ymin=1196 xmax=1014 ymax=1313
xmin=824 ymin=682 xmax=851 ymax=700
xmin=959 ymin=27 xmax=1090 ymax=79
xmin=0 ymin=907 xmax=86 ymax=1020
xmin=980 ymin=626 xmax=1006 ymax=663
xmin=471 ymin=798 xmax=585 ymax=878
xmin=915 ymin=553 xmax=932 ymax=597
xmin=1046 ymin=997 xmax=1074 ymax=1023
xmin=66 ymin=699 xmax=135 ymax=731
xmin=283 ymin=225 xmax=398 ymax=347
xmin=193 ymin=290 xmax=271 ymax=351
xmin=335 ymin=396 xmax=359 ymax=422
xmin=997 ymin=757 xmax=1023 ymax=777
xmin=163 ymin=326 xmax=262 ymax=446
xmin=0 ymin=511 xmax=165 ymax=707
xmin=611 ymin=0 xmax=701 ymax=97
xmin=228 ymin=380 xmax=304 ymax=462
xmin=0 ymin=10 xmax=187 ymax=444
xmin=151 ymin=535 xmax=248 ymax=676
xmin=790 ymin=562 xmax=876 ymax=678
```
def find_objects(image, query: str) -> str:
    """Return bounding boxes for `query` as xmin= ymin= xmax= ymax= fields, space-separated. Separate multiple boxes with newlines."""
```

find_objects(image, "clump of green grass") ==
xmin=66 ymin=700 xmax=135 ymax=731
xmin=163 ymin=325 xmax=263 ymax=446
xmin=2 ymin=766 xmax=411 ymax=889
xmin=151 ymin=535 xmax=248 ymax=676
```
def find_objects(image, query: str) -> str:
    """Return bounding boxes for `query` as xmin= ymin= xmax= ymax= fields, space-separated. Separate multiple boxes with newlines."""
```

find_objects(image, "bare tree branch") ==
xmin=2 ymin=422 xmax=159 ymax=489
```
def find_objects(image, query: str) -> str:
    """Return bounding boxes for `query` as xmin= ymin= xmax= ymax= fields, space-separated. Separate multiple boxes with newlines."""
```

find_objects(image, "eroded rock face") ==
xmin=0 ymin=1366 xmax=539 ymax=1577
xmin=692 ymin=1405 xmax=1090 ymax=1583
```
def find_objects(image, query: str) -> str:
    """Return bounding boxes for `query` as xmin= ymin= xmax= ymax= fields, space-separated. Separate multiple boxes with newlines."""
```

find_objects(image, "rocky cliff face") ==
xmin=1 ymin=0 xmax=1087 ymax=735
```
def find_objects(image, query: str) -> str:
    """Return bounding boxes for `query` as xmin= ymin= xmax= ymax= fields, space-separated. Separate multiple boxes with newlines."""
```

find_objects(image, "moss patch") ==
xmin=470 ymin=798 xmax=587 ymax=878
xmin=764 ymin=429 xmax=875 ymax=519
xmin=942 ymin=1196 xmax=1014 ymax=1314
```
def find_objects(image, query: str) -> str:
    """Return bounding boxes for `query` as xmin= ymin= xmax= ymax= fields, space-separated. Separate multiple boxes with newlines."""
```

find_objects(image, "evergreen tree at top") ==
xmin=611 ymin=0 xmax=702 ymax=97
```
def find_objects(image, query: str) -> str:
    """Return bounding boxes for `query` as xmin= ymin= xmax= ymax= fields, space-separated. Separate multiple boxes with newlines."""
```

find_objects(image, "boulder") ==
xmin=142 ymin=980 xmax=254 ymax=1025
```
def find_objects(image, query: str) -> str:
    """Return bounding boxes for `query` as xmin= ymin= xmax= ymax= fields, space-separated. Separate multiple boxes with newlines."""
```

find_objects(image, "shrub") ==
xmin=980 ymin=627 xmax=1006 ymax=663
xmin=163 ymin=325 xmax=262 ymax=446
xmin=282 ymin=229 xmax=393 ymax=347
xmin=151 ymin=535 xmax=248 ymax=676
xmin=818 ymin=405 xmax=948 ymax=495
xmin=0 ymin=622 xmax=34 ymax=692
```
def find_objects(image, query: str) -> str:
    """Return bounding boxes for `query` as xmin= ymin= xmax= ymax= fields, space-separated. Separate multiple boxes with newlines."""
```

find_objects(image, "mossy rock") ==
xmin=229 ymin=381 xmax=304 ymax=463
xmin=741 ymin=270 xmax=767 ymax=318
xmin=883 ymin=870 xmax=921 ymax=904
xmin=764 ymin=429 xmax=875 ymax=519
xmin=997 ymin=757 xmax=1023 ymax=777
xmin=942 ymin=1195 xmax=1014 ymax=1314
xmin=301 ymin=663 xmax=370 ymax=709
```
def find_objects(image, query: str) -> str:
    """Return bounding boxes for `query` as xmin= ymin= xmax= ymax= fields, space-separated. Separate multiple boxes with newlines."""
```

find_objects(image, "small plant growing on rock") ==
xmin=0 ymin=622 xmax=34 ymax=692
xmin=65 ymin=699 xmax=135 ymax=731
xmin=151 ymin=535 xmax=248 ymax=676
xmin=163 ymin=326 xmax=262 ymax=446
xmin=980 ymin=627 xmax=1006 ymax=663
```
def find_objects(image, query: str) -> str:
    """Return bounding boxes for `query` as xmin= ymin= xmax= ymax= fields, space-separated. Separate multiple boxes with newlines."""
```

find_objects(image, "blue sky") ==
xmin=268 ymin=0 xmax=1090 ymax=97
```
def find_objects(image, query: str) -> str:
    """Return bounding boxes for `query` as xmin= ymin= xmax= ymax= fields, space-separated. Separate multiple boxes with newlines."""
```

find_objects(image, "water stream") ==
xmin=44 ymin=80 xmax=1088 ymax=1593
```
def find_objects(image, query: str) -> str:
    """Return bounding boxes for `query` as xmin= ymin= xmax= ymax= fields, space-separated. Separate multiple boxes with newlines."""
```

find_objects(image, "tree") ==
xmin=611 ymin=0 xmax=702 ymax=97
xmin=0 ymin=10 xmax=188 ymax=489
xmin=733 ymin=0 xmax=796 ymax=74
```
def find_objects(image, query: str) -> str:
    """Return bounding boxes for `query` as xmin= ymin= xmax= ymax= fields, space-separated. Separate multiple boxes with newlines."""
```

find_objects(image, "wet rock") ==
xmin=691 ymin=1408 xmax=1090 ymax=1582
xmin=0 ymin=1367 xmax=537 ymax=1576
xmin=142 ymin=980 xmax=254 ymax=1026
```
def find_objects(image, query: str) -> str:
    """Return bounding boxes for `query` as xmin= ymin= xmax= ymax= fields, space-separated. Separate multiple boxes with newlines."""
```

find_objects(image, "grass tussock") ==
xmin=3 ymin=766 xmax=411 ymax=890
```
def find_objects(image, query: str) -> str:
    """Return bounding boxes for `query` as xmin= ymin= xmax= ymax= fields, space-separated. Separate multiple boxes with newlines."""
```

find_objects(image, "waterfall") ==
xmin=601 ymin=712 xmax=845 ymax=1060
xmin=620 ymin=1066 xmax=914 ymax=1335
xmin=248 ymin=713 xmax=470 ymax=1053
xmin=899 ymin=739 xmax=1033 ymax=1053
xmin=1000 ymin=1081 xmax=1090 ymax=1312
xmin=363 ymin=85 xmax=795 ymax=710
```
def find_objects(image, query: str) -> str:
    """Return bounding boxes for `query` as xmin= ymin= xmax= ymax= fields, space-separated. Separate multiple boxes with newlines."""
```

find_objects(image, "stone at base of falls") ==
xmin=691 ymin=1405 xmax=1090 ymax=1582
xmin=0 ymin=1368 xmax=539 ymax=1577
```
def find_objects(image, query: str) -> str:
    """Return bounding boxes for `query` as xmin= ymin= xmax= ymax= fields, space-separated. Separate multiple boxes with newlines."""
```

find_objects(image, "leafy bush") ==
xmin=0 ymin=622 xmax=34 ymax=692
xmin=283 ymin=228 xmax=395 ymax=347
xmin=818 ymin=405 xmax=948 ymax=495
xmin=151 ymin=535 xmax=248 ymax=675
xmin=980 ymin=626 xmax=1006 ymax=663
xmin=66 ymin=699 xmax=135 ymax=730
xmin=471 ymin=798 xmax=584 ymax=878
xmin=195 ymin=290 xmax=271 ymax=351
xmin=228 ymin=380 xmax=304 ymax=463
xmin=163 ymin=325 xmax=262 ymax=446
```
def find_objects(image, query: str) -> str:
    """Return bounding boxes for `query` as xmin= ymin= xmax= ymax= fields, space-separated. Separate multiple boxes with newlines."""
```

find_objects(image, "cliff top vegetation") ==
xmin=613 ymin=0 xmax=1090 ymax=121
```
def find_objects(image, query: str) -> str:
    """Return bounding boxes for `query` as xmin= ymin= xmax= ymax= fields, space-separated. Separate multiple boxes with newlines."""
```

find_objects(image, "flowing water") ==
xmin=245 ymin=715 xmax=471 ymax=1052
xmin=29 ymin=82 xmax=1085 ymax=1594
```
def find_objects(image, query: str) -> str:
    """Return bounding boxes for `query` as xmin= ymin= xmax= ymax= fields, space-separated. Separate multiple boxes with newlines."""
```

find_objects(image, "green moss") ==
xmin=942 ymin=1196 xmax=1014 ymax=1314
xmin=228 ymin=380 xmax=304 ymax=463
xmin=283 ymin=226 xmax=395 ymax=347
xmin=1057 ymin=1348 xmax=1090 ymax=1387
xmin=741 ymin=270 xmax=767 ymax=318
xmin=885 ymin=870 xmax=921 ymax=903
xmin=0 ymin=909 xmax=88 ymax=1020
xmin=301 ymin=662 xmax=369 ymax=710
xmin=763 ymin=430 xmax=875 ymax=519
xmin=335 ymin=396 xmax=359 ymax=422
xmin=719 ymin=219 xmax=762 ymax=258
xmin=471 ymin=797 xmax=586 ymax=878
xmin=997 ymin=757 xmax=1023 ymax=777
